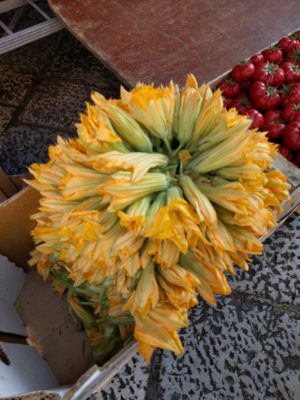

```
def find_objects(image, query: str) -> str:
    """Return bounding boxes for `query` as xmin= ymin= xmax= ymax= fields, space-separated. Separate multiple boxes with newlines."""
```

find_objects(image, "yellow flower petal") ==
xmin=124 ymin=262 xmax=159 ymax=317
xmin=88 ymin=151 xmax=168 ymax=182
xmin=117 ymin=195 xmax=151 ymax=234
xmin=134 ymin=304 xmax=186 ymax=361
xmin=144 ymin=198 xmax=199 ymax=253
xmin=180 ymin=174 xmax=217 ymax=226
xmin=121 ymin=82 xmax=175 ymax=140
xmin=92 ymin=92 xmax=153 ymax=152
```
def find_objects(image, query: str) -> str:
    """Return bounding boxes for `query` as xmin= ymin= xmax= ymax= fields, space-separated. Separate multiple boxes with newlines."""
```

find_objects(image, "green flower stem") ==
xmin=172 ymin=142 xmax=184 ymax=157
xmin=162 ymin=137 xmax=173 ymax=158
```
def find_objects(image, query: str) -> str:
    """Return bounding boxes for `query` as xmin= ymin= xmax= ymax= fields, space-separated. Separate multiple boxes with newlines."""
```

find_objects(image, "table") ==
xmin=49 ymin=0 xmax=300 ymax=87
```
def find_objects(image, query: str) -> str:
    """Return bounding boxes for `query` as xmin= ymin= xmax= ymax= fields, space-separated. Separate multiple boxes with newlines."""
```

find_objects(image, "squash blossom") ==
xmin=26 ymin=75 xmax=290 ymax=364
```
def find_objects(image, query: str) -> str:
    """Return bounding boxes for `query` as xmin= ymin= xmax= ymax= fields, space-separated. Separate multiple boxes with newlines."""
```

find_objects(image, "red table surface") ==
xmin=49 ymin=0 xmax=300 ymax=87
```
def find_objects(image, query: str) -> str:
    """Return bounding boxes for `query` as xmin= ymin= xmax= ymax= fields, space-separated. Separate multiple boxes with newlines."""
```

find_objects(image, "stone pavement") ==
xmin=0 ymin=27 xmax=119 ymax=175
xmin=93 ymin=214 xmax=300 ymax=400
xmin=0 ymin=28 xmax=299 ymax=400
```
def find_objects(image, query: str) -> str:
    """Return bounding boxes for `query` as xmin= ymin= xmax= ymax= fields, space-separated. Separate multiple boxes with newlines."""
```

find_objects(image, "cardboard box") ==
xmin=0 ymin=168 xmax=18 ymax=199
xmin=0 ymin=170 xmax=137 ymax=400
xmin=0 ymin=180 xmax=92 ymax=397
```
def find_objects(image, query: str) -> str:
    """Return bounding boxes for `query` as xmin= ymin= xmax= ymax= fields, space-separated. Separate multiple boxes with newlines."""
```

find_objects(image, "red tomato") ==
xmin=231 ymin=93 xmax=251 ymax=113
xmin=250 ymin=82 xmax=281 ymax=111
xmin=277 ymin=36 xmax=300 ymax=53
xmin=262 ymin=110 xmax=285 ymax=139
xmin=261 ymin=47 xmax=283 ymax=64
xmin=242 ymin=108 xmax=264 ymax=129
xmin=278 ymin=146 xmax=293 ymax=161
xmin=250 ymin=53 xmax=265 ymax=65
xmin=222 ymin=96 xmax=232 ymax=109
xmin=254 ymin=61 xmax=267 ymax=69
xmin=282 ymin=103 xmax=300 ymax=122
xmin=281 ymin=83 xmax=300 ymax=107
xmin=240 ymin=80 xmax=251 ymax=91
xmin=268 ymin=124 xmax=286 ymax=139
xmin=219 ymin=79 xmax=241 ymax=97
xmin=264 ymin=122 xmax=286 ymax=139
xmin=252 ymin=63 xmax=285 ymax=86
xmin=285 ymin=48 xmax=300 ymax=67
xmin=295 ymin=152 xmax=300 ymax=167
xmin=263 ymin=109 xmax=282 ymax=123
xmin=282 ymin=121 xmax=300 ymax=150
xmin=231 ymin=62 xmax=255 ymax=82
xmin=292 ymin=113 xmax=300 ymax=122
xmin=280 ymin=62 xmax=300 ymax=83
xmin=290 ymin=31 xmax=300 ymax=41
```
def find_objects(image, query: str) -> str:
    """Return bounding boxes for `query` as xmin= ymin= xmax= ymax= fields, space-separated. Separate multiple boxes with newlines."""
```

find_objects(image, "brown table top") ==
xmin=49 ymin=0 xmax=300 ymax=87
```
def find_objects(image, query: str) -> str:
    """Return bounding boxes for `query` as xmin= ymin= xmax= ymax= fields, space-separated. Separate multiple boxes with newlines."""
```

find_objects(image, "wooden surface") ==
xmin=49 ymin=0 xmax=300 ymax=87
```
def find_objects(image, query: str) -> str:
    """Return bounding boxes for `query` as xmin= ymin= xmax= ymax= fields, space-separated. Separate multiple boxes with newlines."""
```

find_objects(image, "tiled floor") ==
xmin=0 ymin=29 xmax=299 ymax=400
xmin=0 ymin=29 xmax=120 ymax=175
xmin=96 ymin=215 xmax=300 ymax=400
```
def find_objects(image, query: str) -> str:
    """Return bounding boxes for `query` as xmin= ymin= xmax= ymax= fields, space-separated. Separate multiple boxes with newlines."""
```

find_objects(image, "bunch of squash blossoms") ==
xmin=26 ymin=74 xmax=290 ymax=363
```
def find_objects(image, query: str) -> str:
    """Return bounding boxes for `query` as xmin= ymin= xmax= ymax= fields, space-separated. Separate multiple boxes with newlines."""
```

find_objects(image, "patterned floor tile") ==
xmin=154 ymin=293 xmax=300 ymax=400
xmin=0 ymin=68 xmax=33 ymax=107
xmin=45 ymin=31 xmax=121 ymax=95
xmin=0 ymin=31 xmax=64 ymax=75
xmin=90 ymin=354 xmax=149 ymax=400
xmin=0 ymin=125 xmax=65 ymax=174
xmin=229 ymin=214 xmax=300 ymax=306
xmin=0 ymin=106 xmax=15 ymax=131
xmin=19 ymin=80 xmax=95 ymax=131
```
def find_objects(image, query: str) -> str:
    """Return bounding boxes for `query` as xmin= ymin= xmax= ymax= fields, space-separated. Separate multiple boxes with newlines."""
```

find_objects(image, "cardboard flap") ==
xmin=0 ymin=168 xmax=18 ymax=198
xmin=0 ymin=299 xmax=27 ymax=337
xmin=0 ymin=256 xmax=26 ymax=305
xmin=15 ymin=270 xmax=93 ymax=385
xmin=9 ymin=172 xmax=32 ymax=191
xmin=0 ymin=342 xmax=58 ymax=397
xmin=0 ymin=187 xmax=40 ymax=270
xmin=0 ymin=188 xmax=7 ymax=202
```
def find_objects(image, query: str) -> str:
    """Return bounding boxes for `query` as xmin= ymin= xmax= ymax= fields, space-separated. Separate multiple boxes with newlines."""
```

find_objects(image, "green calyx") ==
xmin=264 ymin=63 xmax=278 ymax=74
xmin=266 ymin=85 xmax=278 ymax=97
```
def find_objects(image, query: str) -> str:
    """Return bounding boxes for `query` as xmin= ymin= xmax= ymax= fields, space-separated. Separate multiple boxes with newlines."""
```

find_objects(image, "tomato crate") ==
xmin=210 ymin=28 xmax=300 ymax=170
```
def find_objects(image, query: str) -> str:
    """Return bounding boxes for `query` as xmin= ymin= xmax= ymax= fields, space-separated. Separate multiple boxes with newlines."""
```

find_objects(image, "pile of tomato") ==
xmin=218 ymin=32 xmax=300 ymax=168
